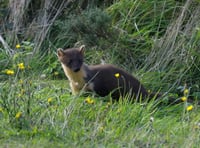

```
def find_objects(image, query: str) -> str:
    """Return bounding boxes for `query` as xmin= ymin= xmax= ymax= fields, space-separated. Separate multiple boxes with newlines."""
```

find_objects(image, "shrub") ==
xmin=50 ymin=8 xmax=115 ymax=48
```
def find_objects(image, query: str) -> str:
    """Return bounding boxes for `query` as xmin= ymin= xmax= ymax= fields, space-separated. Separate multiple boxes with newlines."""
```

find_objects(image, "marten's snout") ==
xmin=73 ymin=68 xmax=80 ymax=72
xmin=70 ymin=57 xmax=83 ymax=73
xmin=71 ymin=62 xmax=82 ymax=72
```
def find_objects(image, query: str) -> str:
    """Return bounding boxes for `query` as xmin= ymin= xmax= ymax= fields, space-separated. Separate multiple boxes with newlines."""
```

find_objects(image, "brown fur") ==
xmin=57 ymin=46 xmax=149 ymax=100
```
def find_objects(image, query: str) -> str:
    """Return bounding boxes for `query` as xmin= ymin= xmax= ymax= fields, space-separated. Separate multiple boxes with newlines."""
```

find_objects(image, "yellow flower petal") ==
xmin=5 ymin=69 xmax=15 ymax=75
xmin=15 ymin=112 xmax=22 ymax=119
xmin=181 ymin=96 xmax=187 ymax=102
xmin=114 ymin=73 xmax=120 ymax=78
xmin=17 ymin=63 xmax=25 ymax=70
xmin=184 ymin=89 xmax=189 ymax=96
xmin=85 ymin=97 xmax=94 ymax=104
xmin=16 ymin=44 xmax=21 ymax=49
xmin=186 ymin=105 xmax=194 ymax=111
xmin=48 ymin=98 xmax=53 ymax=103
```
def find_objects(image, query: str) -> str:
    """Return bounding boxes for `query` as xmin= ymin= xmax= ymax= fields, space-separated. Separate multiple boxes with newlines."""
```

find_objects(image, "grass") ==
xmin=0 ymin=68 xmax=200 ymax=147
xmin=0 ymin=0 xmax=200 ymax=147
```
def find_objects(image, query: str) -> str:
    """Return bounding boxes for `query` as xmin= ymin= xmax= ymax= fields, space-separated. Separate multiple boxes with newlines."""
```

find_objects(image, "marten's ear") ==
xmin=79 ymin=45 xmax=85 ymax=55
xmin=57 ymin=48 xmax=64 ymax=57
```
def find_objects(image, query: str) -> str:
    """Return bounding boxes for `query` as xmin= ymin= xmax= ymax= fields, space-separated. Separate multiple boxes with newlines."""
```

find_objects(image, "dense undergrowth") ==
xmin=0 ymin=0 xmax=200 ymax=147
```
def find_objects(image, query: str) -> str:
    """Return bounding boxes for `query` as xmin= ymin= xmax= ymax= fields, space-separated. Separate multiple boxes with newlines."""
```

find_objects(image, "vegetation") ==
xmin=0 ymin=0 xmax=200 ymax=147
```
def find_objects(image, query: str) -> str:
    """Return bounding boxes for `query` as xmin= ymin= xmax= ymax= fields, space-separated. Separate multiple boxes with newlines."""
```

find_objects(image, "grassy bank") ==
xmin=0 ymin=66 xmax=199 ymax=147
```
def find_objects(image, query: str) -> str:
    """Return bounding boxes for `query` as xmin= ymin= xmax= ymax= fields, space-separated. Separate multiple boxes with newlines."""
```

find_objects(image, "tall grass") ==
xmin=144 ymin=1 xmax=200 ymax=92
xmin=1 ymin=0 xmax=71 ymax=54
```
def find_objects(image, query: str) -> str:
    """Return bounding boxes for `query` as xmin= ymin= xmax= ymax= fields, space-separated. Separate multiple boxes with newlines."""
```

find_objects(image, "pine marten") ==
xmin=57 ymin=45 xmax=153 ymax=100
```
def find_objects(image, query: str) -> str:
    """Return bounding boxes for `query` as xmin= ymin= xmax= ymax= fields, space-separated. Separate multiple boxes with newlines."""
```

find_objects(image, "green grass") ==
xmin=0 ymin=73 xmax=200 ymax=147
xmin=0 ymin=0 xmax=200 ymax=147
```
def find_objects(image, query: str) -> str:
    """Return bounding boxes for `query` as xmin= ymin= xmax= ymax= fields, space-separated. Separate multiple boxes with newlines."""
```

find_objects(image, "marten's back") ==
xmin=86 ymin=64 xmax=148 ymax=100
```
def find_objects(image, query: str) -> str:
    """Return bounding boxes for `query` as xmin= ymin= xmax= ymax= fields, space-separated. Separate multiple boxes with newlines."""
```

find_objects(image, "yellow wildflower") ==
xmin=17 ymin=63 xmax=25 ymax=70
xmin=114 ymin=73 xmax=120 ymax=78
xmin=85 ymin=97 xmax=94 ymax=104
xmin=48 ymin=98 xmax=53 ymax=103
xmin=0 ymin=107 xmax=3 ymax=112
xmin=5 ymin=69 xmax=15 ymax=75
xmin=186 ymin=105 xmax=194 ymax=111
xmin=184 ymin=89 xmax=189 ymax=96
xmin=16 ymin=44 xmax=21 ymax=49
xmin=181 ymin=96 xmax=187 ymax=102
xmin=15 ymin=112 xmax=22 ymax=119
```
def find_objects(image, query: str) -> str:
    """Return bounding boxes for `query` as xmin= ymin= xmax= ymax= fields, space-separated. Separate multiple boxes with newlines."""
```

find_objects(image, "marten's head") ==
xmin=57 ymin=45 xmax=85 ymax=72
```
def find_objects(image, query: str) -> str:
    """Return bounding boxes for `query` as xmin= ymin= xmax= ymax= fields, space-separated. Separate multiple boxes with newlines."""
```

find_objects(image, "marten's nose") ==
xmin=73 ymin=68 xmax=80 ymax=72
